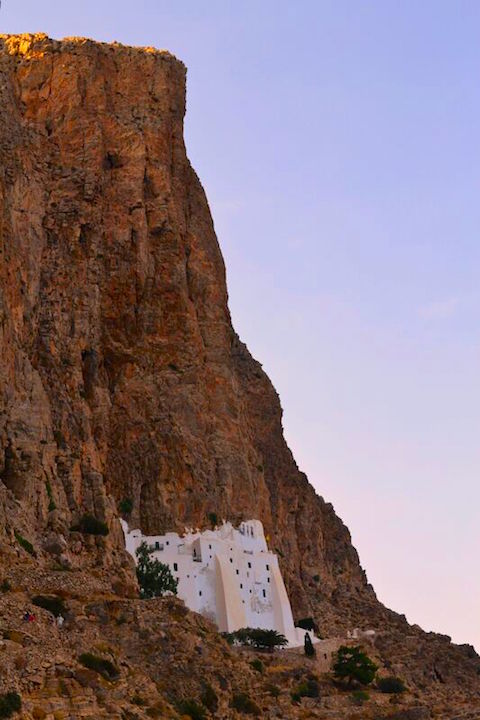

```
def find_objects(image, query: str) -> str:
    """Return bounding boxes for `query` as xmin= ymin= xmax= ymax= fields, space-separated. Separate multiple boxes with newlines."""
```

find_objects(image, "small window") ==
xmin=267 ymin=577 xmax=270 ymax=583
xmin=173 ymin=562 xmax=178 ymax=572
xmin=240 ymin=583 xmax=243 ymax=589
xmin=266 ymin=564 xmax=269 ymax=571
xmin=199 ymin=590 xmax=202 ymax=597
xmin=209 ymin=555 xmax=212 ymax=559
xmin=262 ymin=589 xmax=266 ymax=598
xmin=209 ymin=544 xmax=211 ymax=549
xmin=236 ymin=569 xmax=239 ymax=575
xmin=249 ymin=589 xmax=252 ymax=594
xmin=166 ymin=540 xmax=169 ymax=546
xmin=155 ymin=541 xmax=160 ymax=550
xmin=248 ymin=562 xmax=252 ymax=569
xmin=229 ymin=558 xmax=233 ymax=563
xmin=247 ymin=571 xmax=249 ymax=578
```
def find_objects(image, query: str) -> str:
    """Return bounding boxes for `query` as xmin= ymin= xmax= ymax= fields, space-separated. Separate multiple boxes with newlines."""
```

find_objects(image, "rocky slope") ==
xmin=0 ymin=34 xmax=479 ymax=716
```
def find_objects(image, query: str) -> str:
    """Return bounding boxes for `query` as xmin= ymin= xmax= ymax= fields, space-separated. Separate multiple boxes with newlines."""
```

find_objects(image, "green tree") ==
xmin=304 ymin=632 xmax=316 ymax=657
xmin=333 ymin=645 xmax=378 ymax=687
xmin=135 ymin=541 xmax=178 ymax=598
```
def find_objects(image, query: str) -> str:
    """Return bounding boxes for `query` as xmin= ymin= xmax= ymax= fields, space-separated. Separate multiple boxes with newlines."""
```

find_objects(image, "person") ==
xmin=57 ymin=615 xmax=64 ymax=628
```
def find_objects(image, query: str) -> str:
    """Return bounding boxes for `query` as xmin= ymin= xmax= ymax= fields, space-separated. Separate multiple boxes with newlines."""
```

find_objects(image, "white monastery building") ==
xmin=122 ymin=518 xmax=311 ymax=647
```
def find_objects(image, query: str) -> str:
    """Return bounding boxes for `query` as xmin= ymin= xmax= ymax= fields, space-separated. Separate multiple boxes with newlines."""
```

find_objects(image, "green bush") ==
xmin=119 ymin=498 xmax=133 ymax=516
xmin=333 ymin=646 xmax=377 ymax=687
xmin=200 ymin=684 xmax=218 ymax=714
xmin=136 ymin=542 xmax=178 ymax=598
xmin=207 ymin=512 xmax=218 ymax=528
xmin=377 ymin=676 xmax=406 ymax=694
xmin=0 ymin=579 xmax=11 ymax=593
xmin=291 ymin=677 xmax=320 ymax=703
xmin=71 ymin=514 xmax=109 ymax=536
xmin=351 ymin=689 xmax=369 ymax=706
xmin=230 ymin=693 xmax=260 ymax=715
xmin=0 ymin=692 xmax=21 ymax=718
xmin=265 ymin=683 xmax=280 ymax=698
xmin=176 ymin=699 xmax=206 ymax=720
xmin=14 ymin=530 xmax=36 ymax=557
xmin=250 ymin=659 xmax=264 ymax=673
xmin=78 ymin=653 xmax=119 ymax=681
xmin=32 ymin=595 xmax=66 ymax=617
xmin=223 ymin=627 xmax=288 ymax=651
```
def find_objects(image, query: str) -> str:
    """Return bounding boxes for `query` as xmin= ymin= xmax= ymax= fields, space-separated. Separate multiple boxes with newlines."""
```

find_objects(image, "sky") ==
xmin=2 ymin=1 xmax=479 ymax=650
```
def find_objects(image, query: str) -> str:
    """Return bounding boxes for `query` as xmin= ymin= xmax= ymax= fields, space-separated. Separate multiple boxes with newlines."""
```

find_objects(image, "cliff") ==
xmin=0 ymin=34 xmax=478 ymax=717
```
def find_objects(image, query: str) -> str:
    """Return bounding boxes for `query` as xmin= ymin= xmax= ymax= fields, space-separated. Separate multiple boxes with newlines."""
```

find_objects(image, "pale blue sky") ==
xmin=2 ymin=1 xmax=479 ymax=649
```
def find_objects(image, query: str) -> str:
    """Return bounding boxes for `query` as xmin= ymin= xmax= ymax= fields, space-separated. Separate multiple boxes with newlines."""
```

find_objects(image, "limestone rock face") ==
xmin=0 ymin=35 xmax=479 ymax=712
xmin=0 ymin=33 xmax=366 ymax=625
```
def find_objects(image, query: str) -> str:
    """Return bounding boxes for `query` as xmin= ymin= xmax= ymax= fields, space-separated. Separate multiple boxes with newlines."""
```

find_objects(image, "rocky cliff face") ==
xmin=0 ymin=33 xmax=366 ymax=621
xmin=0 ymin=35 xmax=479 ymax=715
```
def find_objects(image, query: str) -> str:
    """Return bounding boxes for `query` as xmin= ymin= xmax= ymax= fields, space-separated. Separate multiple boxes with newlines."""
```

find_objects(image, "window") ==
xmin=240 ymin=583 xmax=243 ymax=589
xmin=155 ymin=541 xmax=160 ymax=550
xmin=266 ymin=564 xmax=269 ymax=571
xmin=199 ymin=591 xmax=202 ymax=597
xmin=209 ymin=544 xmax=211 ymax=549
xmin=229 ymin=558 xmax=233 ymax=563
xmin=262 ymin=589 xmax=266 ymax=598
xmin=248 ymin=562 xmax=252 ymax=569
xmin=166 ymin=540 xmax=169 ymax=546
xmin=267 ymin=578 xmax=270 ymax=583
xmin=236 ymin=569 xmax=239 ymax=575
xmin=173 ymin=562 xmax=178 ymax=572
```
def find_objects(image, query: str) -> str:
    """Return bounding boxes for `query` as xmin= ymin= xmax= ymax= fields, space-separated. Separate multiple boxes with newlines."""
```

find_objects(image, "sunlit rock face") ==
xmin=0 ymin=33 xmax=368 ymax=629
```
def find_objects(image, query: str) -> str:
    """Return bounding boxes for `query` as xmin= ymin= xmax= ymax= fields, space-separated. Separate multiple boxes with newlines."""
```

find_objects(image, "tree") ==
xmin=304 ymin=632 xmax=316 ymax=657
xmin=333 ymin=645 xmax=378 ymax=687
xmin=135 ymin=541 xmax=178 ymax=598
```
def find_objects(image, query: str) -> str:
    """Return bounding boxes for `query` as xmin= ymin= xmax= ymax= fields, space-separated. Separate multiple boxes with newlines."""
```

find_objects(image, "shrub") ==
xmin=176 ymin=699 xmax=206 ymax=720
xmin=224 ymin=627 xmax=288 ymax=651
xmin=265 ymin=683 xmax=280 ymax=698
xmin=71 ymin=514 xmax=109 ymax=536
xmin=351 ymin=689 xmax=369 ymax=706
xmin=333 ymin=645 xmax=377 ymax=687
xmin=0 ymin=692 xmax=21 ymax=718
xmin=135 ymin=542 xmax=178 ymax=598
xmin=119 ymin=498 xmax=133 ymax=516
xmin=200 ymin=684 xmax=218 ymax=714
xmin=207 ymin=512 xmax=218 ymax=529
xmin=291 ymin=677 xmax=320 ymax=703
xmin=131 ymin=695 xmax=146 ymax=707
xmin=230 ymin=693 xmax=260 ymax=715
xmin=32 ymin=595 xmax=66 ymax=618
xmin=0 ymin=579 xmax=11 ymax=593
xmin=250 ymin=659 xmax=264 ymax=673
xmin=377 ymin=676 xmax=406 ymax=694
xmin=14 ymin=530 xmax=36 ymax=557
xmin=78 ymin=653 xmax=119 ymax=681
